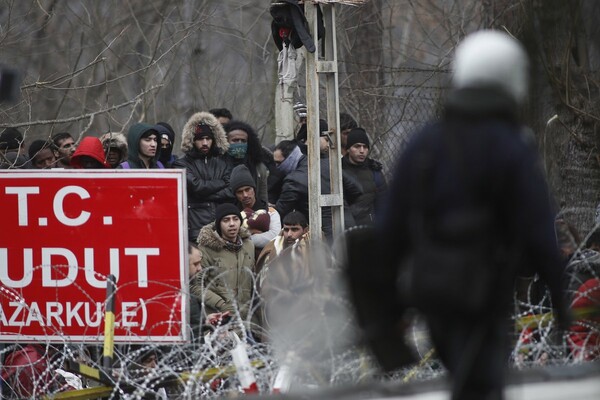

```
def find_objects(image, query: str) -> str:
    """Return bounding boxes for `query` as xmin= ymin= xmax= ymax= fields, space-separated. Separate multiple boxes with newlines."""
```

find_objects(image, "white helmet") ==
xmin=452 ymin=30 xmax=529 ymax=105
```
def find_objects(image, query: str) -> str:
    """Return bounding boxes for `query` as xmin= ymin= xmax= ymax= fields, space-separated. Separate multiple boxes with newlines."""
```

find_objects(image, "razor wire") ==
xmin=2 ymin=236 xmax=599 ymax=399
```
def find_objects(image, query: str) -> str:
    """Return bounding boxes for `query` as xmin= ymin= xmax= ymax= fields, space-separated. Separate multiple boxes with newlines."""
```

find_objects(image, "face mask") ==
xmin=228 ymin=143 xmax=248 ymax=159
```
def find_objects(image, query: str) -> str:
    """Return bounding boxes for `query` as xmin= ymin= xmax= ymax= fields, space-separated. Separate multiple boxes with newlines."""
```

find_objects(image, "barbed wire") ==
xmin=1 ymin=239 xmax=598 ymax=399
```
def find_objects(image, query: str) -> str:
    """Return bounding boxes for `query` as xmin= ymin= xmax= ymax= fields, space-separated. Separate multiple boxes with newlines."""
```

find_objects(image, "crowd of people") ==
xmin=0 ymin=106 xmax=390 ymax=396
xmin=3 ymin=29 xmax=600 ymax=399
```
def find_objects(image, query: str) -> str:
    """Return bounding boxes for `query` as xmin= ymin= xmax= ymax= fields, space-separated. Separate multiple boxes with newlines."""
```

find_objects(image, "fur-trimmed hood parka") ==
xmin=181 ymin=111 xmax=229 ymax=156
xmin=197 ymin=222 xmax=253 ymax=251
xmin=100 ymin=132 xmax=128 ymax=167
xmin=173 ymin=111 xmax=235 ymax=240
xmin=100 ymin=132 xmax=128 ymax=155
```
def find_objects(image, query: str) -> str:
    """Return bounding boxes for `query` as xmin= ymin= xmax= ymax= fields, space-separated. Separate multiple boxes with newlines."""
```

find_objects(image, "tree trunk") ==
xmin=524 ymin=0 xmax=600 ymax=236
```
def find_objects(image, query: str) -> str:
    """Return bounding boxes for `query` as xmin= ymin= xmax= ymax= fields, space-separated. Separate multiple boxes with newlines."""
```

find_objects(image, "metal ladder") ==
xmin=305 ymin=2 xmax=345 ymax=240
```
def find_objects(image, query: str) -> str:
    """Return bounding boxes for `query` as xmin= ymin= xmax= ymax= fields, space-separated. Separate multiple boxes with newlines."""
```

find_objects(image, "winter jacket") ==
xmin=342 ymin=155 xmax=387 ymax=225
xmin=100 ymin=132 xmax=128 ymax=165
xmin=275 ymin=155 xmax=362 ymax=240
xmin=321 ymin=155 xmax=363 ymax=231
xmin=172 ymin=112 xmax=234 ymax=239
xmin=196 ymin=223 xmax=255 ymax=322
xmin=0 ymin=151 xmax=28 ymax=169
xmin=118 ymin=123 xmax=163 ymax=169
xmin=275 ymin=155 xmax=310 ymax=219
xmin=70 ymin=136 xmax=110 ymax=168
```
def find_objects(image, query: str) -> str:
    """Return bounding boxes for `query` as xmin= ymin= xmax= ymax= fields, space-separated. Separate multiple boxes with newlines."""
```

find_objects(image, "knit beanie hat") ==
xmin=230 ymin=164 xmax=256 ymax=192
xmin=214 ymin=203 xmax=242 ymax=235
xmin=345 ymin=128 xmax=370 ymax=149
xmin=241 ymin=208 xmax=270 ymax=232
xmin=0 ymin=128 xmax=23 ymax=151
xmin=296 ymin=119 xmax=329 ymax=142
xmin=194 ymin=123 xmax=214 ymax=141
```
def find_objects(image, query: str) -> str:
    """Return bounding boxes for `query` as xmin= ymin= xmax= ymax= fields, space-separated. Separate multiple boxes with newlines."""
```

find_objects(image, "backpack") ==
xmin=405 ymin=207 xmax=499 ymax=317
xmin=270 ymin=0 xmax=324 ymax=53
xmin=121 ymin=160 xmax=164 ymax=169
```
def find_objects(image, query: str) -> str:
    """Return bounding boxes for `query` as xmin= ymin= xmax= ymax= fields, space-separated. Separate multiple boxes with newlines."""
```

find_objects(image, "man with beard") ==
xmin=255 ymin=211 xmax=308 ymax=275
xmin=173 ymin=112 xmax=234 ymax=239
xmin=51 ymin=132 xmax=76 ymax=168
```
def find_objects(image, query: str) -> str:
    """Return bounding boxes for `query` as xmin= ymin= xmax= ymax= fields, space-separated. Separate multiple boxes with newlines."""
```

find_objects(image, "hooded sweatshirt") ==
xmin=70 ymin=137 xmax=110 ymax=168
xmin=173 ymin=112 xmax=234 ymax=239
xmin=155 ymin=123 xmax=177 ymax=167
xmin=119 ymin=123 xmax=163 ymax=169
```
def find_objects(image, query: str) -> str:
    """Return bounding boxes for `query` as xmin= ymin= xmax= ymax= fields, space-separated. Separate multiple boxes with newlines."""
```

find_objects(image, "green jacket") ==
xmin=196 ymin=223 xmax=255 ymax=321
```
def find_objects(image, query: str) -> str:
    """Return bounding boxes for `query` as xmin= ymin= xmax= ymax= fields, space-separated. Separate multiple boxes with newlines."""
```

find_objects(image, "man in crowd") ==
xmin=209 ymin=108 xmax=233 ymax=125
xmin=70 ymin=136 xmax=110 ymax=169
xmin=119 ymin=123 xmax=164 ymax=169
xmin=224 ymin=120 xmax=270 ymax=205
xmin=197 ymin=203 xmax=255 ymax=328
xmin=28 ymin=139 xmax=57 ymax=169
xmin=188 ymin=242 xmax=204 ymax=340
xmin=255 ymin=211 xmax=309 ymax=275
xmin=51 ymin=132 xmax=76 ymax=168
xmin=100 ymin=132 xmax=128 ymax=168
xmin=0 ymin=127 xmax=28 ymax=169
xmin=341 ymin=127 xmax=387 ymax=225
xmin=155 ymin=122 xmax=177 ymax=168
xmin=274 ymin=135 xmax=361 ymax=241
xmin=173 ymin=111 xmax=233 ymax=239
xmin=230 ymin=164 xmax=281 ymax=257
xmin=339 ymin=112 xmax=358 ymax=157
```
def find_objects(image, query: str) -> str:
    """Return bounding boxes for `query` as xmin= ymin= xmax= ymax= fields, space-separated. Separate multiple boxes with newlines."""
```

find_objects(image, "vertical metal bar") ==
xmin=102 ymin=274 xmax=116 ymax=371
xmin=323 ymin=4 xmax=345 ymax=238
xmin=305 ymin=2 xmax=323 ymax=239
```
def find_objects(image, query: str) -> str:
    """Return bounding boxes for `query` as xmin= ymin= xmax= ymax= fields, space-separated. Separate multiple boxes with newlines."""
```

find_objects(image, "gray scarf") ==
xmin=277 ymin=145 xmax=302 ymax=175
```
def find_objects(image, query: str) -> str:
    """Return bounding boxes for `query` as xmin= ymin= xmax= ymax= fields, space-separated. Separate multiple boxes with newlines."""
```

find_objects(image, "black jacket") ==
xmin=173 ymin=111 xmax=234 ymax=240
xmin=275 ymin=155 xmax=362 ymax=240
xmin=173 ymin=151 xmax=233 ymax=239
xmin=342 ymin=155 xmax=387 ymax=225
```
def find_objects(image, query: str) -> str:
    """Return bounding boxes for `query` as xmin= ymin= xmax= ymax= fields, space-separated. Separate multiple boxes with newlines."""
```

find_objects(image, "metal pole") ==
xmin=322 ymin=4 xmax=345 ymax=238
xmin=102 ymin=274 xmax=116 ymax=372
xmin=305 ymin=2 xmax=323 ymax=239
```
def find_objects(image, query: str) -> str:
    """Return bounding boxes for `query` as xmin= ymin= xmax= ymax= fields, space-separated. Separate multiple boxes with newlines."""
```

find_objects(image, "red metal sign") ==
xmin=0 ymin=170 xmax=188 ymax=343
